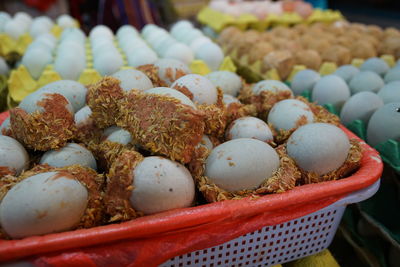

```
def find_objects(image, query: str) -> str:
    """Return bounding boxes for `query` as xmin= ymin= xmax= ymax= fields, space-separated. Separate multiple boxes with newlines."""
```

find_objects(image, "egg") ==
xmin=171 ymin=74 xmax=217 ymax=105
xmin=194 ymin=42 xmax=224 ymax=71
xmin=163 ymin=43 xmax=194 ymax=65
xmin=0 ymin=136 xmax=29 ymax=176
xmin=252 ymin=80 xmax=293 ymax=96
xmin=111 ymin=69 xmax=153 ymax=91
xmin=0 ymin=56 xmax=9 ymax=75
xmin=287 ymin=123 xmax=350 ymax=175
xmin=60 ymin=28 xmax=86 ymax=44
xmin=130 ymin=156 xmax=195 ymax=214
xmin=102 ymin=126 xmax=132 ymax=145
xmin=19 ymin=90 xmax=74 ymax=115
xmin=94 ymin=52 xmax=123 ymax=76
xmin=155 ymin=38 xmax=179 ymax=57
xmin=268 ymin=99 xmax=314 ymax=131
xmin=57 ymin=40 xmax=85 ymax=58
xmin=312 ymin=75 xmax=351 ymax=110
xmin=57 ymin=14 xmax=75 ymax=28
xmin=89 ymin=25 xmax=114 ymax=41
xmin=4 ymin=19 xmax=25 ymax=40
xmin=14 ymin=12 xmax=32 ymax=26
xmin=291 ymin=69 xmax=320 ymax=95
xmin=367 ymin=102 xmax=400 ymax=146
xmin=120 ymin=37 xmax=148 ymax=53
xmin=340 ymin=92 xmax=384 ymax=126
xmin=205 ymin=138 xmax=279 ymax=192
xmin=116 ymin=25 xmax=138 ymax=41
xmin=21 ymin=48 xmax=52 ymax=80
xmin=334 ymin=65 xmax=360 ymax=83
xmin=55 ymin=54 xmax=85 ymax=81
xmin=181 ymin=29 xmax=204 ymax=45
xmin=384 ymin=68 xmax=400 ymax=83
xmin=223 ymin=94 xmax=241 ymax=106
xmin=349 ymin=71 xmax=384 ymax=94
xmin=0 ymin=171 xmax=88 ymax=238
xmin=153 ymin=58 xmax=191 ymax=86
xmin=197 ymin=135 xmax=214 ymax=150
xmin=141 ymin=24 xmax=159 ymax=39
xmin=74 ymin=105 xmax=92 ymax=125
xmin=40 ymin=143 xmax=97 ymax=170
xmin=360 ymin=57 xmax=390 ymax=76
xmin=226 ymin=116 xmax=273 ymax=142
xmin=29 ymin=20 xmax=52 ymax=38
xmin=145 ymin=87 xmax=196 ymax=109
xmin=377 ymin=81 xmax=400 ymax=104
xmin=189 ymin=36 xmax=212 ymax=52
xmin=127 ymin=48 xmax=158 ymax=67
xmin=35 ymin=33 xmax=57 ymax=50
xmin=172 ymin=27 xmax=195 ymax=42
xmin=33 ymin=16 xmax=54 ymax=29
xmin=206 ymin=71 xmax=242 ymax=96
xmin=170 ymin=20 xmax=193 ymax=37
xmin=0 ymin=117 xmax=10 ymax=135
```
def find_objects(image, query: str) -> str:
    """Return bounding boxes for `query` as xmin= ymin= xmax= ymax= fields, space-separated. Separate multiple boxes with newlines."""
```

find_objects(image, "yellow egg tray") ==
xmin=197 ymin=7 xmax=345 ymax=32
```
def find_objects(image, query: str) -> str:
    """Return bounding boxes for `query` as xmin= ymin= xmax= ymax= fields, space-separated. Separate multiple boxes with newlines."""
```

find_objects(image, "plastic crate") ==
xmin=161 ymin=180 xmax=380 ymax=267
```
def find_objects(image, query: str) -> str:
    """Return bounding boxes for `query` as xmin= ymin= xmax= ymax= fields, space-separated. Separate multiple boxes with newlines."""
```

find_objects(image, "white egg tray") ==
xmin=160 ymin=179 xmax=380 ymax=267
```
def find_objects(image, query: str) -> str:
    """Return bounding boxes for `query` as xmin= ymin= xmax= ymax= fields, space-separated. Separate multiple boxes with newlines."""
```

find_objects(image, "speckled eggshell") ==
xmin=268 ymin=99 xmax=314 ymax=131
xmin=206 ymin=71 xmax=242 ymax=96
xmin=226 ymin=116 xmax=273 ymax=142
xmin=0 ymin=171 xmax=88 ymax=239
xmin=287 ymin=123 xmax=350 ymax=175
xmin=312 ymin=75 xmax=350 ymax=110
xmin=340 ymin=91 xmax=384 ymax=126
xmin=360 ymin=57 xmax=390 ymax=76
xmin=384 ymin=68 xmax=400 ymax=83
xmin=171 ymin=74 xmax=217 ymax=105
xmin=334 ymin=65 xmax=360 ymax=83
xmin=291 ymin=69 xmax=320 ymax=95
xmin=19 ymin=90 xmax=74 ymax=115
xmin=153 ymin=58 xmax=191 ymax=86
xmin=40 ymin=143 xmax=97 ymax=170
xmin=205 ymin=138 xmax=280 ymax=192
xmin=163 ymin=43 xmax=194 ymax=65
xmin=127 ymin=48 xmax=158 ymax=67
xmin=222 ymin=94 xmax=241 ymax=106
xmin=0 ymin=136 xmax=29 ymax=176
xmin=21 ymin=48 xmax=52 ymax=80
xmin=130 ymin=156 xmax=195 ymax=215
xmin=252 ymin=80 xmax=293 ymax=96
xmin=111 ymin=69 xmax=153 ymax=91
xmin=378 ymin=81 xmax=400 ymax=104
xmin=102 ymin=126 xmax=132 ymax=145
xmin=194 ymin=42 xmax=224 ymax=71
xmin=349 ymin=71 xmax=384 ymax=94
xmin=367 ymin=102 xmax=400 ymax=146
xmin=145 ymin=87 xmax=196 ymax=109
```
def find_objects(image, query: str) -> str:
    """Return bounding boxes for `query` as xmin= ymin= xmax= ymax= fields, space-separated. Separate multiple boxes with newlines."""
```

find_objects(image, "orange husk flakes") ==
xmin=197 ymin=89 xmax=227 ymax=138
xmin=10 ymin=93 xmax=75 ymax=151
xmin=0 ymin=167 xmax=14 ymax=178
xmin=117 ymin=90 xmax=205 ymax=164
xmin=136 ymin=64 xmax=168 ymax=87
xmin=89 ymin=140 xmax=135 ymax=172
xmin=298 ymin=139 xmax=362 ymax=185
xmin=225 ymin=103 xmax=258 ymax=126
xmin=74 ymin=117 xmax=102 ymax=144
xmin=105 ymin=150 xmax=144 ymax=222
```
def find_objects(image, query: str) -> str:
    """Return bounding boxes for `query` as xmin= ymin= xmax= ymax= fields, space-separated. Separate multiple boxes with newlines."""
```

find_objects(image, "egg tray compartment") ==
xmin=0 ymin=121 xmax=383 ymax=266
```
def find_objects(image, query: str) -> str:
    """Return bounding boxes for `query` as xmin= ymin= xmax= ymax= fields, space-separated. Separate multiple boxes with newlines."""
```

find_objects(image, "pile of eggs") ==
xmin=291 ymin=57 xmax=400 ymax=146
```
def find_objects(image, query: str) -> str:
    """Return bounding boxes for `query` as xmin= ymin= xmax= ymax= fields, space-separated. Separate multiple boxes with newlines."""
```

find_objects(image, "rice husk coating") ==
xmin=104 ymin=150 xmax=144 ymax=222
xmin=172 ymin=83 xmax=194 ymax=100
xmin=0 ymin=127 xmax=13 ymax=137
xmin=74 ymin=117 xmax=102 ymax=144
xmin=225 ymin=102 xmax=258 ymax=125
xmin=0 ymin=167 xmax=14 ymax=178
xmin=198 ymin=88 xmax=227 ymax=137
xmin=297 ymin=139 xmax=362 ymax=185
xmin=117 ymin=90 xmax=205 ymax=164
xmin=321 ymin=45 xmax=352 ymax=65
xmin=10 ymin=94 xmax=75 ymax=151
xmin=87 ymin=77 xmax=125 ymax=129
xmin=262 ymin=50 xmax=295 ymax=80
xmin=136 ymin=64 xmax=168 ymax=87
xmin=271 ymin=114 xmax=311 ymax=144
xmin=294 ymin=49 xmax=322 ymax=70
xmin=89 ymin=140 xmax=134 ymax=172
xmin=298 ymin=97 xmax=340 ymax=126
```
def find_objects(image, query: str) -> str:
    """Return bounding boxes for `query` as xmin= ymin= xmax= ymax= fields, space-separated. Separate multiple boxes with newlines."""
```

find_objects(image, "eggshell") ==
xmin=312 ymin=75 xmax=351 ymax=110
xmin=116 ymin=25 xmax=138 ymax=41
xmin=153 ymin=58 xmax=191 ymax=86
xmin=181 ymin=29 xmax=203 ymax=45
xmin=170 ymin=20 xmax=193 ymax=37
xmin=94 ymin=53 xmax=123 ymax=76
xmin=0 ymin=56 xmax=9 ymax=75
xmin=334 ymin=65 xmax=360 ymax=83
xmin=360 ymin=57 xmax=390 ymax=76
xmin=268 ymin=99 xmax=314 ymax=131
xmin=102 ymin=126 xmax=132 ymax=145
xmin=384 ymin=68 xmax=400 ymax=83
xmin=171 ymin=74 xmax=217 ymax=105
xmin=35 ymin=33 xmax=57 ymax=50
xmin=14 ymin=12 xmax=32 ymax=25
xmin=19 ymin=90 xmax=74 ymax=115
xmin=111 ymin=69 xmax=153 ymax=91
xmin=145 ymin=87 xmax=196 ymax=109
xmin=194 ymin=42 xmax=224 ymax=71
xmin=189 ymin=36 xmax=212 ymax=52
xmin=89 ymin=25 xmax=114 ymax=41
xmin=291 ymin=69 xmax=320 ymax=95
xmin=163 ymin=43 xmax=194 ymax=65
xmin=127 ymin=48 xmax=158 ymax=67
xmin=206 ymin=71 xmax=242 ymax=96
xmin=367 ymin=102 xmax=400 ymax=146
xmin=40 ymin=143 xmax=97 ymax=170
xmin=29 ymin=21 xmax=51 ymax=38
xmin=340 ymin=91 xmax=384 ymax=126
xmin=74 ymin=106 xmax=91 ymax=125
xmin=349 ymin=71 xmax=384 ymax=94
xmin=0 ymin=117 xmax=10 ymax=134
xmin=205 ymin=138 xmax=279 ymax=192
xmin=0 ymin=171 xmax=88 ymax=239
xmin=60 ymin=28 xmax=86 ymax=44
xmin=226 ymin=117 xmax=273 ymax=142
xmin=197 ymin=135 xmax=214 ymax=150
xmin=5 ymin=19 xmax=26 ymax=40
xmin=377 ymin=81 xmax=400 ymax=104
xmin=57 ymin=40 xmax=85 ymax=58
xmin=130 ymin=156 xmax=195 ymax=214
xmin=57 ymin=14 xmax=75 ymax=28
xmin=252 ymin=80 xmax=293 ymax=96
xmin=21 ymin=48 xmax=52 ymax=80
xmin=0 ymin=136 xmax=29 ymax=176
xmin=33 ymin=16 xmax=53 ymax=29
xmin=155 ymin=38 xmax=179 ymax=57
xmin=223 ymin=94 xmax=241 ymax=106
xmin=54 ymin=54 xmax=85 ymax=81
xmin=141 ymin=24 xmax=159 ymax=39
xmin=287 ymin=123 xmax=350 ymax=175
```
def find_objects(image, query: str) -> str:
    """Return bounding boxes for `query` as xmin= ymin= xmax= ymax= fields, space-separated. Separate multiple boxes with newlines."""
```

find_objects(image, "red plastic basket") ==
xmin=0 ymin=112 xmax=383 ymax=266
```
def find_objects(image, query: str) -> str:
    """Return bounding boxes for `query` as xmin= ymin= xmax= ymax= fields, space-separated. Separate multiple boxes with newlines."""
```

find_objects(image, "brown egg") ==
xmin=248 ymin=42 xmax=274 ymax=64
xmin=218 ymin=26 xmax=241 ymax=45
xmin=294 ymin=49 xmax=322 ymax=70
xmin=384 ymin=27 xmax=400 ymax=37
xmin=260 ymin=32 xmax=273 ymax=42
xmin=262 ymin=50 xmax=294 ymax=80
xmin=379 ymin=36 xmax=400 ymax=58
xmin=367 ymin=25 xmax=384 ymax=39
xmin=335 ymin=36 xmax=353 ymax=48
xmin=322 ymin=45 xmax=352 ymax=65
xmin=360 ymin=35 xmax=379 ymax=49
xmin=350 ymin=41 xmax=377 ymax=59
xmin=293 ymin=24 xmax=308 ymax=34
xmin=305 ymin=38 xmax=331 ymax=54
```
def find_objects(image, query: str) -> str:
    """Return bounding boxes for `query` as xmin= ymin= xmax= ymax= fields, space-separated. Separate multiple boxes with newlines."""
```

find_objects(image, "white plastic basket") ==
xmin=161 ymin=179 xmax=381 ymax=267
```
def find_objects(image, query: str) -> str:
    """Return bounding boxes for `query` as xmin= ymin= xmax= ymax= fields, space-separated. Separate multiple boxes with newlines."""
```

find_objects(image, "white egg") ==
xmin=127 ymin=48 xmax=158 ymax=67
xmin=33 ymin=16 xmax=54 ymax=29
xmin=0 ymin=171 xmax=88 ymax=238
xmin=194 ymin=42 xmax=224 ymax=71
xmin=21 ymin=48 xmax=52 ymax=80
xmin=181 ymin=29 xmax=203 ymax=45
xmin=226 ymin=116 xmax=273 ymax=142
xmin=4 ymin=20 xmax=25 ymax=40
xmin=340 ymin=92 xmax=384 ymax=126
xmin=57 ymin=14 xmax=75 ymax=28
xmin=145 ymin=30 xmax=169 ymax=45
xmin=153 ymin=58 xmax=191 ymax=86
xmin=0 ymin=136 xmax=29 ymax=176
xmin=145 ymin=87 xmax=196 ymax=109
xmin=163 ymin=43 xmax=194 ymax=65
xmin=130 ymin=156 xmax=195 ymax=214
xmin=334 ymin=65 xmax=360 ymax=83
xmin=0 ymin=12 xmax=11 ymax=21
xmin=57 ymin=40 xmax=85 ymax=59
xmin=197 ymin=135 xmax=214 ymax=150
xmin=170 ymin=20 xmax=193 ymax=37
xmin=312 ymin=75 xmax=350 ymax=110
xmin=205 ymin=138 xmax=279 ymax=192
xmin=206 ymin=71 xmax=242 ymax=96
xmin=29 ymin=21 xmax=52 ymax=38
xmin=367 ymin=102 xmax=400 ymax=146
xmin=360 ymin=57 xmax=390 ymax=76
xmin=102 ymin=126 xmax=132 ymax=145
xmin=268 ymin=99 xmax=314 ymax=131
xmin=55 ymin=54 xmax=85 ymax=81
xmin=40 ymin=143 xmax=97 ymax=170
xmin=89 ymin=25 xmax=114 ymax=40
xmin=171 ymin=74 xmax=217 ymax=105
xmin=141 ymin=24 xmax=159 ymax=39
xmin=287 ymin=123 xmax=350 ymax=175
xmin=0 ymin=16 xmax=10 ymax=33
xmin=74 ymin=106 xmax=92 ymax=125
xmin=116 ymin=25 xmax=138 ymax=41
xmin=189 ymin=36 xmax=212 ymax=52
xmin=0 ymin=117 xmax=11 ymax=135
xmin=0 ymin=56 xmax=9 ymax=75
xmin=19 ymin=90 xmax=74 ymax=115
xmin=120 ymin=38 xmax=148 ymax=54
xmin=155 ymin=38 xmax=178 ymax=57
xmin=14 ymin=12 xmax=32 ymax=28
xmin=111 ymin=69 xmax=153 ymax=91
xmin=223 ymin=94 xmax=241 ymax=106
xmin=349 ymin=71 xmax=384 ymax=94
xmin=252 ymin=80 xmax=293 ymax=96
xmin=94 ymin=53 xmax=123 ymax=76
xmin=384 ymin=68 xmax=400 ymax=83
xmin=92 ymin=42 xmax=118 ymax=58
xmin=60 ymin=28 xmax=86 ymax=44
xmin=172 ymin=27 xmax=194 ymax=42
xmin=291 ymin=69 xmax=320 ymax=95
xmin=378 ymin=81 xmax=400 ymax=104
xmin=35 ymin=33 xmax=57 ymax=50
